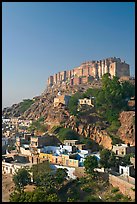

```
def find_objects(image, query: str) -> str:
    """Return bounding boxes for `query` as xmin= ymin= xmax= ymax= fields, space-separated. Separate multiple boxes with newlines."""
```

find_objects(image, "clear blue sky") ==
xmin=2 ymin=2 xmax=135 ymax=108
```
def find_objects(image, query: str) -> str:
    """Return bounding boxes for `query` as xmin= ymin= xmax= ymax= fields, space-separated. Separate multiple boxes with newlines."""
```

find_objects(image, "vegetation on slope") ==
xmin=10 ymin=162 xmax=132 ymax=202
xmin=67 ymin=74 xmax=135 ymax=143
xmin=19 ymin=99 xmax=34 ymax=114
xmin=28 ymin=117 xmax=47 ymax=134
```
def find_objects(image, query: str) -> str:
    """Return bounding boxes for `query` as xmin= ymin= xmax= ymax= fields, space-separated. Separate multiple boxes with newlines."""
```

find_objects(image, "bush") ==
xmin=112 ymin=193 xmax=123 ymax=201
xmin=57 ymin=127 xmax=79 ymax=142
xmin=111 ymin=187 xmax=119 ymax=193
xmin=19 ymin=99 xmax=34 ymax=113
xmin=28 ymin=120 xmax=47 ymax=133
xmin=51 ymin=126 xmax=62 ymax=134
xmin=81 ymin=185 xmax=92 ymax=192
xmin=85 ymin=195 xmax=102 ymax=202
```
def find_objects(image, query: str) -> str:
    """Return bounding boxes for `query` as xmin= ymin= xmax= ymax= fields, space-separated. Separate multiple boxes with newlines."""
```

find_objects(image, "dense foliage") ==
xmin=10 ymin=164 xmax=132 ymax=202
xmin=57 ymin=127 xmax=79 ymax=142
xmin=13 ymin=168 xmax=31 ymax=191
xmin=31 ymin=161 xmax=51 ymax=183
xmin=68 ymin=92 xmax=83 ymax=116
xmin=95 ymin=74 xmax=135 ymax=125
xmin=19 ymin=99 xmax=34 ymax=113
xmin=99 ymin=149 xmax=116 ymax=169
xmin=84 ymin=155 xmax=98 ymax=176
xmin=10 ymin=162 xmax=68 ymax=202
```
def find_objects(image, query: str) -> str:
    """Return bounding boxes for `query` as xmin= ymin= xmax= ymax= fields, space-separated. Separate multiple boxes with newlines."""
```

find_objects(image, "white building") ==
xmin=2 ymin=160 xmax=32 ymax=175
xmin=50 ymin=164 xmax=77 ymax=180
xmin=78 ymin=98 xmax=94 ymax=107
xmin=119 ymin=165 xmax=135 ymax=177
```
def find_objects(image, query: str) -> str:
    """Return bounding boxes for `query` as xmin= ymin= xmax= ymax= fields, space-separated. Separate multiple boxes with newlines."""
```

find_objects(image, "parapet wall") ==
xmin=109 ymin=174 xmax=135 ymax=200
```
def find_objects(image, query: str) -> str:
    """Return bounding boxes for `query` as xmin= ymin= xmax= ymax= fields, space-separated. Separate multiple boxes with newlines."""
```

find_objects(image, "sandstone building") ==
xmin=47 ymin=57 xmax=130 ymax=87
xmin=54 ymin=94 xmax=71 ymax=107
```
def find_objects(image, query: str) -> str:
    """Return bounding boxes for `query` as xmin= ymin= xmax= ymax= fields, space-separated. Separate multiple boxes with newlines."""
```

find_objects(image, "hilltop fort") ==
xmin=47 ymin=57 xmax=130 ymax=87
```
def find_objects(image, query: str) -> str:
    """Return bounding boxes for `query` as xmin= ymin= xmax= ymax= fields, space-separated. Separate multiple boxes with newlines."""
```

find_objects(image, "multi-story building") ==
xmin=47 ymin=57 xmax=130 ymax=86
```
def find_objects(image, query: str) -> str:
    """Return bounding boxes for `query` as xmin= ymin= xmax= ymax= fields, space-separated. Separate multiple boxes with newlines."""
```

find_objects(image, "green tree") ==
xmin=99 ymin=149 xmax=111 ymax=169
xmin=55 ymin=168 xmax=68 ymax=184
xmin=84 ymin=155 xmax=98 ymax=175
xmin=85 ymin=195 xmax=102 ymax=202
xmin=57 ymin=127 xmax=79 ymax=142
xmin=13 ymin=168 xmax=31 ymax=191
xmin=68 ymin=92 xmax=82 ymax=116
xmin=84 ymin=88 xmax=100 ymax=99
xmin=120 ymin=154 xmax=132 ymax=166
xmin=121 ymin=80 xmax=135 ymax=99
xmin=10 ymin=188 xmax=60 ymax=202
xmin=31 ymin=161 xmax=51 ymax=183
xmin=99 ymin=149 xmax=117 ymax=169
xmin=108 ymin=152 xmax=117 ymax=167
xmin=10 ymin=191 xmax=22 ymax=202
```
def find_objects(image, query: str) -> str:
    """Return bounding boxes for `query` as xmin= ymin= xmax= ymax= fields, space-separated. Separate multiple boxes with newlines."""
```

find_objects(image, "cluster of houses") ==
xmin=53 ymin=91 xmax=95 ymax=108
xmin=2 ymin=132 xmax=135 ymax=175
xmin=2 ymin=134 xmax=99 ymax=180
xmin=2 ymin=117 xmax=32 ymax=137
xmin=2 ymin=92 xmax=135 ymax=199
xmin=2 ymin=131 xmax=135 ymax=199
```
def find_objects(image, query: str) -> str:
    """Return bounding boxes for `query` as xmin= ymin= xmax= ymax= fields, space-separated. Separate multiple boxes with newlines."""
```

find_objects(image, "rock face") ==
xmin=2 ymin=103 xmax=22 ymax=118
xmin=2 ymin=81 xmax=134 ymax=150
xmin=64 ymin=116 xmax=113 ymax=150
xmin=118 ymin=111 xmax=135 ymax=145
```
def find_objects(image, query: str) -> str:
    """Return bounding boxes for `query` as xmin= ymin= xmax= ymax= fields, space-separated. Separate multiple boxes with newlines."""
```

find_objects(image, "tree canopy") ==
xmin=13 ymin=168 xmax=31 ymax=191
xmin=84 ymin=155 xmax=98 ymax=175
xmin=57 ymin=127 xmax=79 ymax=142
xmin=68 ymin=92 xmax=82 ymax=116
xmin=31 ymin=161 xmax=51 ymax=184
xmin=99 ymin=149 xmax=116 ymax=169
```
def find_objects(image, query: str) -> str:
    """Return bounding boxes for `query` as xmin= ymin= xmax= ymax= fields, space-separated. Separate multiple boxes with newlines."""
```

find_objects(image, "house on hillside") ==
xmin=78 ymin=98 xmax=94 ymax=107
xmin=112 ymin=144 xmax=135 ymax=156
xmin=119 ymin=165 xmax=135 ymax=177
xmin=54 ymin=94 xmax=71 ymax=107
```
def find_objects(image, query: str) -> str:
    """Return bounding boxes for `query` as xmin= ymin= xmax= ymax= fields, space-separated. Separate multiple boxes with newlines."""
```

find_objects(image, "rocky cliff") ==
xmin=118 ymin=111 xmax=135 ymax=145
xmin=2 ymin=81 xmax=135 ymax=149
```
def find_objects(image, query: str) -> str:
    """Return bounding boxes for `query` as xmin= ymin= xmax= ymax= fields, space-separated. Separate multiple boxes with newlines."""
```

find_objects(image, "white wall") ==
xmin=50 ymin=164 xmax=77 ymax=180
xmin=119 ymin=165 xmax=130 ymax=176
